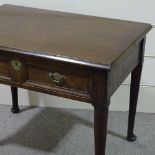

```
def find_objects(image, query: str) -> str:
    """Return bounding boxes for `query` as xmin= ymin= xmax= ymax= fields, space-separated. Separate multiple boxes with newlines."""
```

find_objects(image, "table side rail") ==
xmin=109 ymin=41 xmax=141 ymax=96
xmin=0 ymin=52 xmax=95 ymax=103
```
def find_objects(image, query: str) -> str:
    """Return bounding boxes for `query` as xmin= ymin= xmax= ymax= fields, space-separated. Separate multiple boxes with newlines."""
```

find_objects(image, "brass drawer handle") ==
xmin=48 ymin=72 xmax=65 ymax=86
xmin=11 ymin=60 xmax=22 ymax=71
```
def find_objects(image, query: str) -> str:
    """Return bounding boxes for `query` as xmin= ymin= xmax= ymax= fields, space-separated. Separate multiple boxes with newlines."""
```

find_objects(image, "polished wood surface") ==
xmin=0 ymin=4 xmax=152 ymax=69
xmin=127 ymin=38 xmax=145 ymax=141
xmin=11 ymin=86 xmax=20 ymax=113
xmin=0 ymin=4 xmax=152 ymax=155
xmin=28 ymin=63 xmax=91 ymax=93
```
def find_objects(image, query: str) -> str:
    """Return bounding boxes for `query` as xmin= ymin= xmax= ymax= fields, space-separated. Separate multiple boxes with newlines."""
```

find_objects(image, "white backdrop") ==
xmin=0 ymin=0 xmax=155 ymax=112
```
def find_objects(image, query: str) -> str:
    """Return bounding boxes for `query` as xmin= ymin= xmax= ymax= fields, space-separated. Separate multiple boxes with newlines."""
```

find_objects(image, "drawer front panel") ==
xmin=0 ymin=53 xmax=93 ymax=102
xmin=0 ymin=58 xmax=10 ymax=78
xmin=27 ymin=64 xmax=91 ymax=94
xmin=10 ymin=59 xmax=27 ymax=83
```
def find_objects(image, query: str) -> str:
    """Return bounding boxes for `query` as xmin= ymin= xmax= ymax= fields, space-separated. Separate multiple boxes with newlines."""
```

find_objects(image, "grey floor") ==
xmin=0 ymin=105 xmax=155 ymax=155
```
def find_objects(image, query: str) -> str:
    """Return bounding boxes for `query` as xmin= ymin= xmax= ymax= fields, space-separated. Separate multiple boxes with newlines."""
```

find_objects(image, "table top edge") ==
xmin=0 ymin=46 xmax=111 ymax=70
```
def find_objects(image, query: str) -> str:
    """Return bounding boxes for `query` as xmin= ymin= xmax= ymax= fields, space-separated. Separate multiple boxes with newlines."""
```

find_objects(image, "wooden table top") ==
xmin=0 ymin=4 xmax=152 ymax=69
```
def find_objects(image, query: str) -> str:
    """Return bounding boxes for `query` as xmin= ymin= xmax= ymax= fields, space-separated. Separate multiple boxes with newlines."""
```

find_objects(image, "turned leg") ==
xmin=11 ymin=86 xmax=20 ymax=113
xmin=94 ymin=105 xmax=109 ymax=155
xmin=127 ymin=39 xmax=145 ymax=141
xmin=127 ymin=64 xmax=142 ymax=141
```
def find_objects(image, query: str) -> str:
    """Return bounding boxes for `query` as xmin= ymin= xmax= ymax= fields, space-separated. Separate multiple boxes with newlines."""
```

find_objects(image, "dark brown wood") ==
xmin=0 ymin=4 xmax=152 ymax=155
xmin=11 ymin=86 xmax=20 ymax=113
xmin=11 ymin=58 xmax=27 ymax=83
xmin=0 ymin=4 xmax=152 ymax=69
xmin=94 ymin=106 xmax=109 ymax=155
xmin=93 ymin=70 xmax=110 ymax=155
xmin=127 ymin=38 xmax=146 ymax=142
xmin=0 ymin=57 xmax=10 ymax=78
xmin=27 ymin=63 xmax=91 ymax=93
xmin=109 ymin=41 xmax=140 ymax=96
xmin=0 ymin=54 xmax=93 ymax=102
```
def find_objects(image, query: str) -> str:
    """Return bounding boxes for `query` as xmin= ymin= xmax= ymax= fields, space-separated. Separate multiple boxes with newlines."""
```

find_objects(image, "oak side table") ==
xmin=0 ymin=4 xmax=152 ymax=155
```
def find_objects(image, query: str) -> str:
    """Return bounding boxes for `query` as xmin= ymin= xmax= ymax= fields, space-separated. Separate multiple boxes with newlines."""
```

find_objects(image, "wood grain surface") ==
xmin=0 ymin=4 xmax=152 ymax=69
